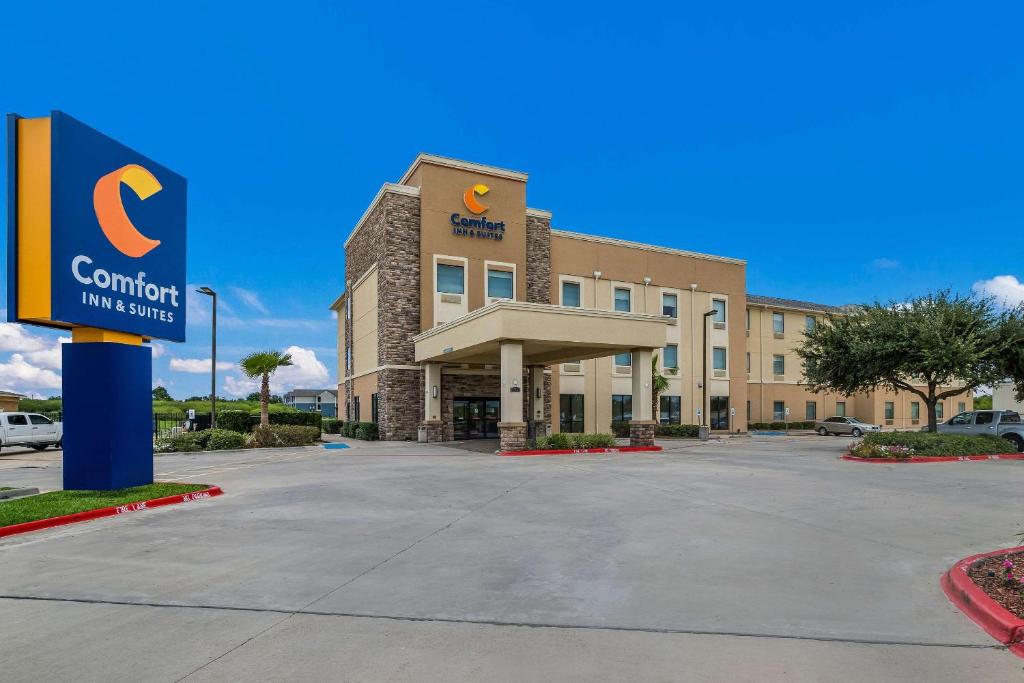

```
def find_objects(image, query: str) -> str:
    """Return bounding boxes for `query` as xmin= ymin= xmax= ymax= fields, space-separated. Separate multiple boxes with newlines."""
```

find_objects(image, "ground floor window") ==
xmin=773 ymin=401 xmax=785 ymax=421
xmin=560 ymin=394 xmax=584 ymax=433
xmin=353 ymin=396 xmax=361 ymax=422
xmin=884 ymin=401 xmax=894 ymax=421
xmin=911 ymin=401 xmax=920 ymax=422
xmin=957 ymin=401 xmax=966 ymax=414
xmin=746 ymin=400 xmax=751 ymax=421
xmin=371 ymin=393 xmax=379 ymax=423
xmin=805 ymin=401 xmax=817 ymax=420
xmin=711 ymin=396 xmax=729 ymax=430
xmin=835 ymin=401 xmax=846 ymax=417
xmin=936 ymin=402 xmax=944 ymax=420
xmin=611 ymin=395 xmax=632 ymax=423
xmin=660 ymin=395 xmax=681 ymax=424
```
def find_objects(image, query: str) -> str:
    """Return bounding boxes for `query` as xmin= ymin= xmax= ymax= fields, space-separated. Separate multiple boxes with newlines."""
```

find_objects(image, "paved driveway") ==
xmin=1 ymin=437 xmax=1022 ymax=681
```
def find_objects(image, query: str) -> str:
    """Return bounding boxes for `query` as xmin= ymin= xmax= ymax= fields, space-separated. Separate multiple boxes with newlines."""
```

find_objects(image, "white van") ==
xmin=0 ymin=412 xmax=63 ymax=451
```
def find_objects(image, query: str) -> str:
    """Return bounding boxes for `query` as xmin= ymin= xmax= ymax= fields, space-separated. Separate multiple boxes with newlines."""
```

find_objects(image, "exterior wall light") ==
xmin=432 ymin=386 xmax=438 ymax=398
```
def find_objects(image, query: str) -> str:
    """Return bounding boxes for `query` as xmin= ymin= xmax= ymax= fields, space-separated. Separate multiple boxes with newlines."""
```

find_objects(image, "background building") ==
xmin=282 ymin=389 xmax=338 ymax=417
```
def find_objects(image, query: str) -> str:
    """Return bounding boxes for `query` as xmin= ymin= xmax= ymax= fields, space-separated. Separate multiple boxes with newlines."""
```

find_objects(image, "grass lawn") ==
xmin=0 ymin=483 xmax=209 ymax=527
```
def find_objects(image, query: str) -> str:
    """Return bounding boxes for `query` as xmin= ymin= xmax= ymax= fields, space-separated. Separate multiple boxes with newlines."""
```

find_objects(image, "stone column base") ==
xmin=420 ymin=421 xmax=444 ymax=443
xmin=629 ymin=420 xmax=657 ymax=447
xmin=498 ymin=422 xmax=528 ymax=452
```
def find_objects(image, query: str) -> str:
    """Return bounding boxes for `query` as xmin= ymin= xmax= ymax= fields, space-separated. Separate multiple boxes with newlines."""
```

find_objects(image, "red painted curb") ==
xmin=940 ymin=545 xmax=1024 ymax=658
xmin=500 ymin=446 xmax=663 ymax=457
xmin=842 ymin=453 xmax=1024 ymax=463
xmin=0 ymin=486 xmax=223 ymax=539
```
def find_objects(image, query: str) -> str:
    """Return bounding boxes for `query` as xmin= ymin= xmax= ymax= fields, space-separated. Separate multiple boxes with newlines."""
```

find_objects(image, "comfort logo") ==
xmin=462 ymin=183 xmax=489 ymax=214
xmin=93 ymin=164 xmax=163 ymax=258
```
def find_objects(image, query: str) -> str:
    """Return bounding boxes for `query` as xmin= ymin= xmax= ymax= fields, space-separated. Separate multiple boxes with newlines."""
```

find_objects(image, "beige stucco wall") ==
xmin=351 ymin=267 xmax=378 ymax=376
xmin=352 ymin=372 xmax=378 ymax=422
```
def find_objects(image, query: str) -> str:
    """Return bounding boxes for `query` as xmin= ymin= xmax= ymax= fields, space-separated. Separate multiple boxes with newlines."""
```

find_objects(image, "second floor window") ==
xmin=562 ymin=281 xmax=581 ymax=307
xmin=712 ymin=347 xmax=727 ymax=370
xmin=614 ymin=352 xmax=632 ymax=368
xmin=773 ymin=312 xmax=785 ymax=334
xmin=487 ymin=269 xmax=513 ymax=299
xmin=662 ymin=293 xmax=678 ymax=317
xmin=436 ymin=263 xmax=464 ymax=294
xmin=712 ymin=299 xmax=726 ymax=324
xmin=773 ymin=354 xmax=785 ymax=375
xmin=805 ymin=315 xmax=816 ymax=332
xmin=663 ymin=344 xmax=678 ymax=369
xmin=614 ymin=287 xmax=631 ymax=312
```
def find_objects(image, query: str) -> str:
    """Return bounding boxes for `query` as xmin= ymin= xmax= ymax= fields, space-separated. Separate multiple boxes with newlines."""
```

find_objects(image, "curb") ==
xmin=500 ymin=446 xmax=663 ymax=457
xmin=940 ymin=545 xmax=1024 ymax=658
xmin=0 ymin=486 xmax=223 ymax=539
xmin=841 ymin=453 xmax=1024 ymax=464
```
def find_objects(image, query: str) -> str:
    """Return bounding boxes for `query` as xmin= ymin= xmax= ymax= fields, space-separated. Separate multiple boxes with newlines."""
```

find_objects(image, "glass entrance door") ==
xmin=453 ymin=397 xmax=500 ymax=439
xmin=710 ymin=396 xmax=730 ymax=430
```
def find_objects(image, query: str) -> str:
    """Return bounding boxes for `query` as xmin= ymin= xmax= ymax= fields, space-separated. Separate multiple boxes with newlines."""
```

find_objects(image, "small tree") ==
xmin=651 ymin=354 xmax=669 ymax=420
xmin=152 ymin=386 xmax=173 ymax=401
xmin=239 ymin=351 xmax=293 ymax=426
xmin=797 ymin=291 xmax=1024 ymax=431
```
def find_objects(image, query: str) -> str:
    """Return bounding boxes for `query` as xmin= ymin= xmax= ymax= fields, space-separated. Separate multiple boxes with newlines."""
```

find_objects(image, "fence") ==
xmin=153 ymin=412 xmax=212 ymax=440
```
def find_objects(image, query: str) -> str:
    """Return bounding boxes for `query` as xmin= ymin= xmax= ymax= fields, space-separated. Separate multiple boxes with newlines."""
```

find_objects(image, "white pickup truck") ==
xmin=0 ymin=412 xmax=63 ymax=451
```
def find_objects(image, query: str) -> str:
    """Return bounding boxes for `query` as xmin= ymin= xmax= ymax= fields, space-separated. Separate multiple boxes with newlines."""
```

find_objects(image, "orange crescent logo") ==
xmin=462 ymin=183 xmax=489 ymax=214
xmin=93 ymin=164 xmax=163 ymax=258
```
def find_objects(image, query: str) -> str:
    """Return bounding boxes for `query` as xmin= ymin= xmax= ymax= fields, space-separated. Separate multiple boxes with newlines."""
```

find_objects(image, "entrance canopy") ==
xmin=413 ymin=300 xmax=674 ymax=365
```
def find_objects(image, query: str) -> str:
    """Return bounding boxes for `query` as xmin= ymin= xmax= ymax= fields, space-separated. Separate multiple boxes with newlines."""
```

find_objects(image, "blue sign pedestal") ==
xmin=62 ymin=342 xmax=153 ymax=490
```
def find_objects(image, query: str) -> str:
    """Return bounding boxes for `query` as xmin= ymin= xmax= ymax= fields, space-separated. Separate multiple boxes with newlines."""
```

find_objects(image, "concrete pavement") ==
xmin=1 ymin=436 xmax=1022 ymax=681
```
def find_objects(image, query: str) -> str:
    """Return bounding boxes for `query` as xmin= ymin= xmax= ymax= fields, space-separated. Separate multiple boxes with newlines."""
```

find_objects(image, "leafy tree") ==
xmin=239 ymin=350 xmax=294 ymax=426
xmin=973 ymin=394 xmax=993 ymax=410
xmin=651 ymin=354 xmax=669 ymax=419
xmin=152 ymin=386 xmax=173 ymax=401
xmin=797 ymin=291 xmax=1024 ymax=431
xmin=245 ymin=392 xmax=260 ymax=402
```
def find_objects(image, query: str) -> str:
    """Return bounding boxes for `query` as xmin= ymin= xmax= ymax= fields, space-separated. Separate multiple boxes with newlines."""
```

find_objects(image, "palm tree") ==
xmin=651 ymin=354 xmax=669 ymax=421
xmin=240 ymin=350 xmax=293 ymax=426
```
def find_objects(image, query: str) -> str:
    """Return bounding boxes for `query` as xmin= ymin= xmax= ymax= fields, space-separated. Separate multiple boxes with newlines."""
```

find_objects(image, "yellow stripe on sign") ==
xmin=71 ymin=327 xmax=143 ymax=345
xmin=17 ymin=117 xmax=52 ymax=322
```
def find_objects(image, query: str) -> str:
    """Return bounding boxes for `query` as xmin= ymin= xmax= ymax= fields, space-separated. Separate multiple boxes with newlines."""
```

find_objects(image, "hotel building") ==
xmin=332 ymin=155 xmax=970 ymax=448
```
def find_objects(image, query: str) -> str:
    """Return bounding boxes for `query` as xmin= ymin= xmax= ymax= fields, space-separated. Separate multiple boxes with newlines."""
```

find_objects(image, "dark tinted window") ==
xmin=6 ymin=414 xmax=28 ymax=426
xmin=28 ymin=415 xmax=53 ymax=425
xmin=1001 ymin=412 xmax=1021 ymax=424
xmin=974 ymin=412 xmax=995 ymax=425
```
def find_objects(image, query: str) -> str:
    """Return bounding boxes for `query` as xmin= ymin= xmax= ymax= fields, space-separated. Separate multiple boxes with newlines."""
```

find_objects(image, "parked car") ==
xmin=936 ymin=410 xmax=1024 ymax=452
xmin=816 ymin=416 xmax=881 ymax=437
xmin=0 ymin=412 xmax=63 ymax=451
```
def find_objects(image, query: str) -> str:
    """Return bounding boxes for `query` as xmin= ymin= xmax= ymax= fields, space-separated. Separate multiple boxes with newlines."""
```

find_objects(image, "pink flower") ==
xmin=1003 ymin=560 xmax=1015 ymax=569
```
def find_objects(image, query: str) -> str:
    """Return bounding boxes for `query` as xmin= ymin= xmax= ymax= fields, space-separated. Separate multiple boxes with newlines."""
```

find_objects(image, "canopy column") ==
xmin=629 ymin=348 xmax=656 ymax=446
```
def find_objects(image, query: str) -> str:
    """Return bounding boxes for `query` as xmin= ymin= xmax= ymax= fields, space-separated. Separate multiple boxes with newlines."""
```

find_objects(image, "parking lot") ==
xmin=1 ymin=435 xmax=1022 ymax=681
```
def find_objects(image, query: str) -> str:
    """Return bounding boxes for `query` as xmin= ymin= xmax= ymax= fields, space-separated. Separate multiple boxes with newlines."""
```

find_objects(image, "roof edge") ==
xmin=399 ymin=154 xmax=528 ymax=185
xmin=550 ymin=229 xmax=746 ymax=266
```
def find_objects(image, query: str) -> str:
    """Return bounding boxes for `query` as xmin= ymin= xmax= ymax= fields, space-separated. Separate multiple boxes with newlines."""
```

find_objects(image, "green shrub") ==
xmin=353 ymin=422 xmax=379 ymax=440
xmin=155 ymin=431 xmax=204 ymax=453
xmin=218 ymin=410 xmax=254 ymax=434
xmin=768 ymin=421 xmax=787 ymax=430
xmin=269 ymin=411 xmax=323 ymax=429
xmin=246 ymin=424 xmax=321 ymax=448
xmin=533 ymin=432 xmax=616 ymax=450
xmin=849 ymin=432 xmax=1011 ymax=459
xmin=610 ymin=421 xmax=631 ymax=437
xmin=205 ymin=428 xmax=246 ymax=450
xmin=655 ymin=424 xmax=700 ymax=438
xmin=322 ymin=419 xmax=342 ymax=434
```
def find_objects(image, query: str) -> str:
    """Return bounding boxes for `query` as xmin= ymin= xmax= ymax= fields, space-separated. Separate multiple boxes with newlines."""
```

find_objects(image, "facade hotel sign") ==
xmin=450 ymin=183 xmax=505 ymax=241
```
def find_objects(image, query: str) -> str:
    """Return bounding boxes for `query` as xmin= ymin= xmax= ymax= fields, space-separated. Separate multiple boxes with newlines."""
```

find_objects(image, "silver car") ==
xmin=817 ymin=416 xmax=881 ymax=437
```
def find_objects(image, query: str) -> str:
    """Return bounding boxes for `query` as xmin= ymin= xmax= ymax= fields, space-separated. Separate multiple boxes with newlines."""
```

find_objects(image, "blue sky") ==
xmin=2 ymin=1 xmax=1022 ymax=398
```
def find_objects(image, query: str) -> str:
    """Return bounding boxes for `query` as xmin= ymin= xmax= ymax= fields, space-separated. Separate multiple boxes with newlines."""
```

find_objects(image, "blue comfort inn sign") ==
xmin=7 ymin=111 xmax=187 ymax=490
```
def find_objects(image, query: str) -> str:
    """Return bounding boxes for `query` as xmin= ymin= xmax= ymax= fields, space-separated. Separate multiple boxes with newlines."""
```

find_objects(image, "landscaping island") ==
xmin=844 ymin=432 xmax=1021 ymax=461
xmin=968 ymin=550 xmax=1024 ymax=621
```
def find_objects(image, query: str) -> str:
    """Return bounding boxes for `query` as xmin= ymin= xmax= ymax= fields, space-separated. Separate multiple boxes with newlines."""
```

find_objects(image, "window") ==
xmin=884 ymin=401 xmax=894 ymax=421
xmin=935 ymin=403 xmax=944 ymax=419
xmin=436 ymin=263 xmax=464 ymax=294
xmin=712 ymin=299 xmax=726 ymax=324
xmin=487 ymin=269 xmax=513 ymax=299
xmin=28 ymin=414 xmax=53 ymax=425
xmin=614 ymin=287 xmax=631 ymax=312
xmin=745 ymin=308 xmax=751 ymax=331
xmin=911 ymin=402 xmax=920 ymax=421
xmin=6 ymin=414 xmax=28 ymax=425
xmin=746 ymin=400 xmax=751 ymax=421
xmin=805 ymin=401 xmax=817 ymax=420
xmin=560 ymin=394 xmax=585 ymax=433
xmin=745 ymin=352 xmax=751 ymax=373
xmin=772 ymin=354 xmax=785 ymax=376
xmin=561 ymin=281 xmax=581 ymax=308
xmin=1001 ymin=412 xmax=1021 ymax=424
xmin=975 ymin=411 xmax=995 ymax=425
xmin=663 ymin=344 xmax=678 ymax=369
xmin=949 ymin=412 xmax=972 ymax=425
xmin=710 ymin=396 xmax=730 ymax=429
xmin=835 ymin=401 xmax=846 ymax=417
xmin=773 ymin=401 xmax=785 ymax=421
xmin=612 ymin=395 xmax=633 ymax=423
xmin=662 ymin=293 xmax=678 ymax=317
xmin=805 ymin=315 xmax=816 ymax=332
xmin=614 ymin=352 xmax=632 ymax=368
xmin=958 ymin=401 xmax=966 ymax=414
xmin=353 ymin=395 xmax=361 ymax=422
xmin=712 ymin=347 xmax=727 ymax=370
xmin=371 ymin=393 xmax=379 ymax=423
xmin=773 ymin=312 xmax=785 ymax=334
xmin=658 ymin=396 xmax=681 ymax=424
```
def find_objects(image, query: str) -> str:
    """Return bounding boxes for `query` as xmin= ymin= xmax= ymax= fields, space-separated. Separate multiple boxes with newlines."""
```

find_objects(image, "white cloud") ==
xmin=222 ymin=346 xmax=330 ymax=397
xmin=872 ymin=257 xmax=901 ymax=269
xmin=170 ymin=358 xmax=235 ymax=373
xmin=0 ymin=353 xmax=62 ymax=391
xmin=230 ymin=286 xmax=269 ymax=314
xmin=0 ymin=323 xmax=49 ymax=353
xmin=223 ymin=375 xmax=257 ymax=397
xmin=24 ymin=336 xmax=72 ymax=370
xmin=150 ymin=342 xmax=167 ymax=358
xmin=973 ymin=275 xmax=1024 ymax=307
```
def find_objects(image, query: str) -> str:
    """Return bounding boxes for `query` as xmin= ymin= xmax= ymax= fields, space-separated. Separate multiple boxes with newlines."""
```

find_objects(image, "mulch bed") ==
xmin=968 ymin=550 xmax=1024 ymax=619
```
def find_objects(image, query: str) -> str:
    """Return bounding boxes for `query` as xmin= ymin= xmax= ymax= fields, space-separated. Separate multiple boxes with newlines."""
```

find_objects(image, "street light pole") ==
xmin=702 ymin=309 xmax=716 ymax=429
xmin=196 ymin=287 xmax=217 ymax=429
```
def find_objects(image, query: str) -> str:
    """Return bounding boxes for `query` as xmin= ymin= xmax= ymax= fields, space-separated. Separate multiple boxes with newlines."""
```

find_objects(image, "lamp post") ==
xmin=196 ymin=287 xmax=217 ymax=429
xmin=701 ymin=308 xmax=716 ymax=437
